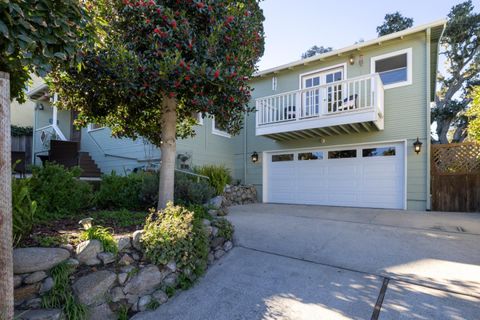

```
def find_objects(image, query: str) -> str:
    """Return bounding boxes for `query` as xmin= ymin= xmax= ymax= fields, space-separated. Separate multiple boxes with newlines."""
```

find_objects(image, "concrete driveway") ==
xmin=133 ymin=204 xmax=480 ymax=320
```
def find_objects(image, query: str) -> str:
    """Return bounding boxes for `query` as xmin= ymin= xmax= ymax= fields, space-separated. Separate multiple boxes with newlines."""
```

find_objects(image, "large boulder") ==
xmin=117 ymin=236 xmax=131 ymax=252
xmin=76 ymin=240 xmax=103 ymax=265
xmin=88 ymin=303 xmax=116 ymax=320
xmin=132 ymin=230 xmax=143 ymax=250
xmin=23 ymin=271 xmax=47 ymax=284
xmin=13 ymin=248 xmax=70 ymax=274
xmin=72 ymin=270 xmax=116 ymax=306
xmin=124 ymin=265 xmax=162 ymax=296
xmin=14 ymin=309 xmax=64 ymax=320
xmin=207 ymin=196 xmax=225 ymax=209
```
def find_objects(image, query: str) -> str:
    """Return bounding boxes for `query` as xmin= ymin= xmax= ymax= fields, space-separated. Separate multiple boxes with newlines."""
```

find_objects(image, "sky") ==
xmin=257 ymin=0 xmax=466 ymax=71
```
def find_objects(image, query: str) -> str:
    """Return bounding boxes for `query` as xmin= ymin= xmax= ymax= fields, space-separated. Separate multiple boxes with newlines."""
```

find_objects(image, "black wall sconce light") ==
xmin=251 ymin=151 xmax=259 ymax=163
xmin=413 ymin=137 xmax=423 ymax=154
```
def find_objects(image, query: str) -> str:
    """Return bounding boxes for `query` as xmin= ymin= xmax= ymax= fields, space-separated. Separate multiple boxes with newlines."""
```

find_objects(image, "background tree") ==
xmin=376 ymin=12 xmax=414 ymax=36
xmin=50 ymin=0 xmax=265 ymax=209
xmin=466 ymin=86 xmax=480 ymax=142
xmin=432 ymin=1 xmax=480 ymax=144
xmin=301 ymin=45 xmax=332 ymax=59
xmin=0 ymin=1 xmax=94 ymax=318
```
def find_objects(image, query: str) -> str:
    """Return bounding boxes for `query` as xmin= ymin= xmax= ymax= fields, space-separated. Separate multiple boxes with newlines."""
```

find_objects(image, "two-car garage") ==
xmin=263 ymin=142 xmax=406 ymax=209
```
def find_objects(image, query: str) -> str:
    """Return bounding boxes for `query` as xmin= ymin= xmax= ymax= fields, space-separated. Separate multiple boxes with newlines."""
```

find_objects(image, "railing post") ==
xmin=296 ymin=91 xmax=301 ymax=119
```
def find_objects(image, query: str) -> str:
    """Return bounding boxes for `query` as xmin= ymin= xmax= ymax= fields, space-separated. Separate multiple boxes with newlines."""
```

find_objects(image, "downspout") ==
xmin=426 ymin=28 xmax=432 ymax=211
xmin=243 ymin=112 xmax=247 ymax=184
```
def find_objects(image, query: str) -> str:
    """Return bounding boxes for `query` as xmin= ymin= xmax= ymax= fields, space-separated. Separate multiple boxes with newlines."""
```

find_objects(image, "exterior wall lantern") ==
xmin=349 ymin=55 xmax=355 ymax=65
xmin=413 ymin=137 xmax=423 ymax=154
xmin=251 ymin=151 xmax=259 ymax=163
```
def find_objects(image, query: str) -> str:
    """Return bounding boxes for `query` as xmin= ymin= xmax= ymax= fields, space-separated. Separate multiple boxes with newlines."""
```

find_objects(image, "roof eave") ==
xmin=254 ymin=19 xmax=447 ymax=78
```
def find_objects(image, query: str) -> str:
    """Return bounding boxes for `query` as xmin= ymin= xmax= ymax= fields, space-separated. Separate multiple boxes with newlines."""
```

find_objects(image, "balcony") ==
xmin=255 ymin=74 xmax=384 ymax=140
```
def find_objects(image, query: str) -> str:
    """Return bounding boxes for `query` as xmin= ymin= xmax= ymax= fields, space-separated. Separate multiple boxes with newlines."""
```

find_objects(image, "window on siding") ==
xmin=212 ymin=117 xmax=231 ymax=138
xmin=272 ymin=154 xmax=294 ymax=162
xmin=328 ymin=149 xmax=357 ymax=159
xmin=362 ymin=147 xmax=396 ymax=157
xmin=88 ymin=123 xmax=104 ymax=131
xmin=371 ymin=48 xmax=412 ymax=89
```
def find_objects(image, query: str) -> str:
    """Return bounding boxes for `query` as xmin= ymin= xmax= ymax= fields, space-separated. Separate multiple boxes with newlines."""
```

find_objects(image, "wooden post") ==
xmin=0 ymin=71 xmax=13 ymax=319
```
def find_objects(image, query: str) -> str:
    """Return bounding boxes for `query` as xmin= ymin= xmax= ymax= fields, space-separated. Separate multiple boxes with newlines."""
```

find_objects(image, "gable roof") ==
xmin=255 ymin=19 xmax=446 ymax=77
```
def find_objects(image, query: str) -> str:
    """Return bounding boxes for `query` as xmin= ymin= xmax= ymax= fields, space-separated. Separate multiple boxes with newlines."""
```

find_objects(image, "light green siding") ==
xmin=233 ymin=32 xmax=432 ymax=210
xmin=81 ymin=117 xmax=237 ymax=176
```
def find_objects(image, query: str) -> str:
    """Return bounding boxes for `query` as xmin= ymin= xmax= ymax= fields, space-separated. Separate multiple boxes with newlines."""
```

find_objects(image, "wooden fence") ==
xmin=11 ymin=135 xmax=32 ymax=166
xmin=431 ymin=142 xmax=480 ymax=212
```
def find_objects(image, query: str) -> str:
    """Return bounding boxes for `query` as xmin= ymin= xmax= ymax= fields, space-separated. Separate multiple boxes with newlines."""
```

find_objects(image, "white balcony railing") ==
xmin=255 ymin=73 xmax=384 ymax=133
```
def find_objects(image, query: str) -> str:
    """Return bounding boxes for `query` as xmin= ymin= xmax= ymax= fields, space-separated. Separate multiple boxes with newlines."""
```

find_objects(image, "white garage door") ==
xmin=265 ymin=142 xmax=405 ymax=209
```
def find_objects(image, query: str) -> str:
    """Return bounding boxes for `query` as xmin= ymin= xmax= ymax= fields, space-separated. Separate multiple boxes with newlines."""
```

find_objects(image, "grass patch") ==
xmin=42 ymin=262 xmax=87 ymax=320
xmin=33 ymin=234 xmax=68 ymax=247
xmin=88 ymin=209 xmax=147 ymax=229
xmin=80 ymin=226 xmax=118 ymax=254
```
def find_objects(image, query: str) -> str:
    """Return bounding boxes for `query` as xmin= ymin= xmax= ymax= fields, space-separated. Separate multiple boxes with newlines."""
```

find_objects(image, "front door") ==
xmin=70 ymin=110 xmax=81 ymax=142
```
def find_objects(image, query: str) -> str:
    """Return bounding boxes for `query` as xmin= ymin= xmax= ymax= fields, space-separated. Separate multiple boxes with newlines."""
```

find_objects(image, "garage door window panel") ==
xmin=298 ymin=151 xmax=324 ymax=160
xmin=362 ymin=147 xmax=396 ymax=157
xmin=272 ymin=154 xmax=294 ymax=162
xmin=328 ymin=149 xmax=357 ymax=159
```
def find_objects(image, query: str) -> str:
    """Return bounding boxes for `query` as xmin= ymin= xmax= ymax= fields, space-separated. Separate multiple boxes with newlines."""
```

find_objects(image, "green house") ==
xmin=28 ymin=20 xmax=445 ymax=211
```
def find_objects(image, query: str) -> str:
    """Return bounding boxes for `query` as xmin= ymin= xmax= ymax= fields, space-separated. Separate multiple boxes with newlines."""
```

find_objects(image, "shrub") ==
xmin=12 ymin=178 xmax=37 ymax=246
xmin=194 ymin=165 xmax=232 ymax=195
xmin=94 ymin=172 xmax=143 ymax=210
xmin=174 ymin=172 xmax=215 ymax=205
xmin=187 ymin=204 xmax=213 ymax=221
xmin=80 ymin=226 xmax=118 ymax=254
xmin=212 ymin=218 xmax=234 ymax=241
xmin=29 ymin=163 xmax=92 ymax=220
xmin=142 ymin=203 xmax=209 ymax=278
xmin=42 ymin=262 xmax=87 ymax=320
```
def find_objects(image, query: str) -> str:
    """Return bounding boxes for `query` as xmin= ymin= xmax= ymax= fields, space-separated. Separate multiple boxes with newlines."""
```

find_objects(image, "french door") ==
xmin=301 ymin=68 xmax=344 ymax=117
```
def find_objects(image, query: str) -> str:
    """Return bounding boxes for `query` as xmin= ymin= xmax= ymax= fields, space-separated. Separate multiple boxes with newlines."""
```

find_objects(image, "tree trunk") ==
xmin=157 ymin=97 xmax=177 ymax=210
xmin=0 ymin=72 xmax=13 ymax=320
xmin=436 ymin=118 xmax=452 ymax=144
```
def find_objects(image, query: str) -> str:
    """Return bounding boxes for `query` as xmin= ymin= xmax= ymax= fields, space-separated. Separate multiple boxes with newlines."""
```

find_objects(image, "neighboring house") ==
xmin=10 ymin=75 xmax=43 ymax=127
xmin=28 ymin=20 xmax=445 ymax=211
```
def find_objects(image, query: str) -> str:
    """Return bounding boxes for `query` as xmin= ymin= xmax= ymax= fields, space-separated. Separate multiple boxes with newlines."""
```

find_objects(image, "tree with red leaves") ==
xmin=51 ymin=0 xmax=265 ymax=208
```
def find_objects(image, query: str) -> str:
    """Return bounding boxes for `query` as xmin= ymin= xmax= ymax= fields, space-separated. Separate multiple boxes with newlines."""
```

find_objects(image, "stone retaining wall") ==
xmin=223 ymin=184 xmax=257 ymax=206
xmin=13 ymin=218 xmax=233 ymax=320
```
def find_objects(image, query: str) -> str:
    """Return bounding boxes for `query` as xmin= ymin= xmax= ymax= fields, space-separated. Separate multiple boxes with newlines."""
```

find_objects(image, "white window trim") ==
xmin=371 ymin=48 xmax=412 ymax=90
xmin=196 ymin=113 xmax=204 ymax=125
xmin=88 ymin=123 xmax=105 ymax=132
xmin=298 ymin=63 xmax=348 ymax=89
xmin=211 ymin=117 xmax=231 ymax=138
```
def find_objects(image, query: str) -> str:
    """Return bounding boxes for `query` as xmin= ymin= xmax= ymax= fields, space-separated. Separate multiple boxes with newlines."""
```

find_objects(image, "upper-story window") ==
xmin=371 ymin=48 xmax=412 ymax=89
xmin=211 ymin=117 xmax=231 ymax=138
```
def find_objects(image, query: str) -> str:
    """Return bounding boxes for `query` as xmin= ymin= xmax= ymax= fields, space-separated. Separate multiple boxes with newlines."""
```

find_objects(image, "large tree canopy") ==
xmin=51 ymin=0 xmax=265 ymax=207
xmin=301 ymin=45 xmax=332 ymax=59
xmin=466 ymin=86 xmax=480 ymax=142
xmin=376 ymin=12 xmax=413 ymax=36
xmin=0 ymin=0 xmax=95 ymax=102
xmin=432 ymin=0 xmax=480 ymax=143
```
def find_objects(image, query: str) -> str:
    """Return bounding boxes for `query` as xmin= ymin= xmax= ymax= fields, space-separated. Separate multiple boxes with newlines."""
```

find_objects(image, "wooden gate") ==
xmin=431 ymin=142 xmax=480 ymax=212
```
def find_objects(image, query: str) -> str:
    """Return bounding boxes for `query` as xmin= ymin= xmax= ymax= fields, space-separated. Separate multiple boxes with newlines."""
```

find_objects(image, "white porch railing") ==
xmin=256 ymin=73 xmax=384 ymax=127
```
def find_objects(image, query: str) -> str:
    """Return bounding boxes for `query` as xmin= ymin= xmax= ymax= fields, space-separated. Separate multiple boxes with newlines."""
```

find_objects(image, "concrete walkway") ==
xmin=134 ymin=204 xmax=480 ymax=319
